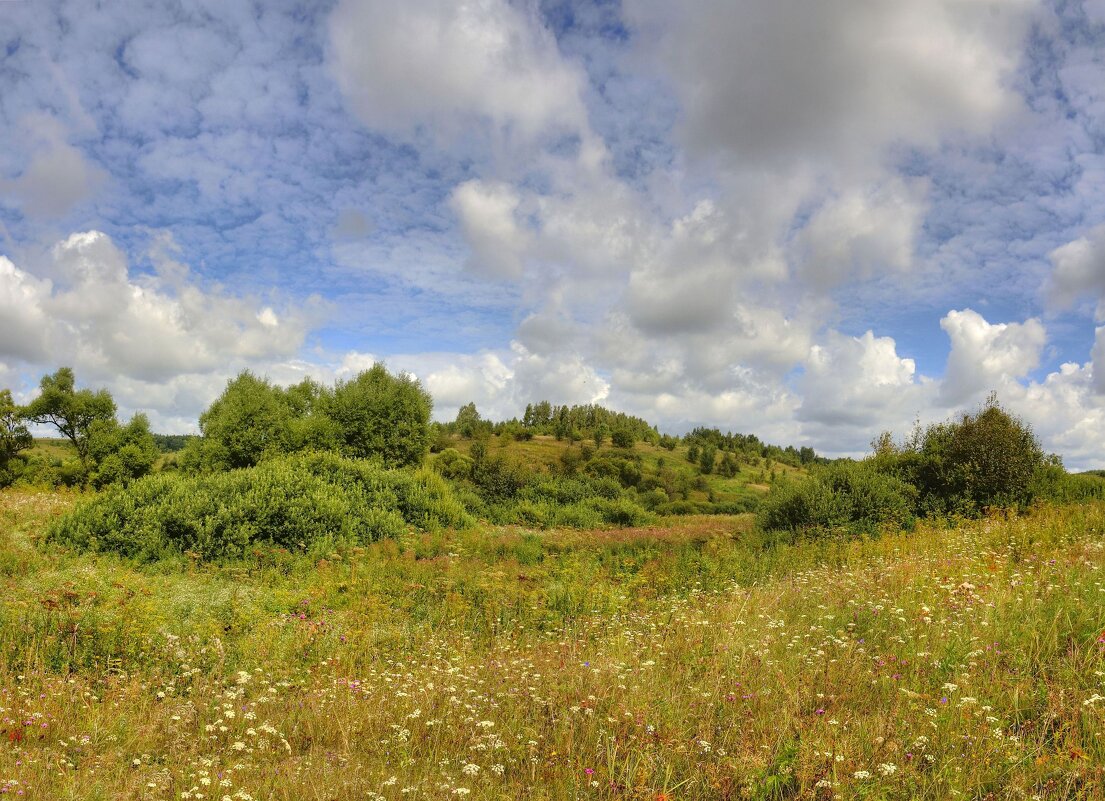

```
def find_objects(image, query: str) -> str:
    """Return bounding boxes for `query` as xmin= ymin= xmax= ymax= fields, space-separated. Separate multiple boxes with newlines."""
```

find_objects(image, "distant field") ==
xmin=1 ymin=489 xmax=1103 ymax=799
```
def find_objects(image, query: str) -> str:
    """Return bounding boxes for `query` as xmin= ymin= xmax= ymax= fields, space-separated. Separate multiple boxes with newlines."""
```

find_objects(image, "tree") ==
xmin=454 ymin=402 xmax=482 ymax=438
xmin=194 ymin=371 xmax=295 ymax=471
xmin=86 ymin=413 xmax=159 ymax=488
xmin=0 ymin=389 xmax=33 ymax=485
xmin=23 ymin=368 xmax=115 ymax=467
xmin=325 ymin=363 xmax=432 ymax=468
xmin=698 ymin=444 xmax=717 ymax=475
xmin=916 ymin=394 xmax=1045 ymax=513
xmin=611 ymin=426 xmax=635 ymax=449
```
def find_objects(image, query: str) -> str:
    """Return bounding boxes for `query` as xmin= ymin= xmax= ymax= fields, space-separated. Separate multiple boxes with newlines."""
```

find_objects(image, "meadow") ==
xmin=1 ymin=488 xmax=1103 ymax=800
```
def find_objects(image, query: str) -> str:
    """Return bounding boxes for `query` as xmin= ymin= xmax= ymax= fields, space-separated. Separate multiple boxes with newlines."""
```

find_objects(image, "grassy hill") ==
xmin=437 ymin=433 xmax=806 ymax=510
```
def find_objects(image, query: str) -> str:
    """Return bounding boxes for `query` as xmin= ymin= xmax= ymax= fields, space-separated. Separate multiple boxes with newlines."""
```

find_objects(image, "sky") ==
xmin=2 ymin=0 xmax=1105 ymax=467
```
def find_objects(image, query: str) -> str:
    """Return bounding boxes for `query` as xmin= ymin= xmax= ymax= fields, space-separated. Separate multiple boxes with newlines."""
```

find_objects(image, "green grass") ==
xmin=1 ymin=488 xmax=1104 ymax=799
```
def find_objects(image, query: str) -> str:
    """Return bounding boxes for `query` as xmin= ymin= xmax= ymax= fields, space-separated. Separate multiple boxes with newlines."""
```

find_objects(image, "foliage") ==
xmin=758 ymin=461 xmax=917 ymax=535
xmin=431 ymin=448 xmax=474 ymax=481
xmin=85 ymin=413 xmax=159 ymax=489
xmin=6 ymin=489 xmax=1105 ymax=799
xmin=22 ymin=367 xmax=116 ymax=467
xmin=324 ymin=364 xmax=432 ymax=467
xmin=610 ymin=426 xmax=635 ymax=449
xmin=1029 ymin=464 xmax=1105 ymax=504
xmin=875 ymin=394 xmax=1048 ymax=516
xmin=187 ymin=364 xmax=432 ymax=472
xmin=47 ymin=451 xmax=472 ymax=561
xmin=453 ymin=402 xmax=486 ymax=439
xmin=0 ymin=389 xmax=33 ymax=486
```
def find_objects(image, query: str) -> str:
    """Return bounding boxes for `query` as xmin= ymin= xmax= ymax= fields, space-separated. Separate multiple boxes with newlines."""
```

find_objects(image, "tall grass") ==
xmin=1 ymin=489 xmax=1104 ymax=799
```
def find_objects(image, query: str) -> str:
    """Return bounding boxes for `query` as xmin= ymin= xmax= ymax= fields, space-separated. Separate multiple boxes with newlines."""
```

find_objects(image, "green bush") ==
xmin=873 ymin=395 xmax=1047 ymax=516
xmin=47 ymin=452 xmax=472 ymax=562
xmin=1029 ymin=464 xmax=1105 ymax=504
xmin=757 ymin=462 xmax=916 ymax=536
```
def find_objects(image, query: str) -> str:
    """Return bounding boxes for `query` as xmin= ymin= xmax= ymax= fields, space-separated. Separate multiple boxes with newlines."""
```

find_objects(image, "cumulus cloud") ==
xmin=798 ymin=330 xmax=931 ymax=452
xmin=0 ymin=115 xmax=106 ymax=218
xmin=449 ymin=180 xmax=532 ymax=279
xmin=790 ymin=178 xmax=929 ymax=289
xmin=624 ymin=0 xmax=1033 ymax=171
xmin=0 ymin=231 xmax=315 ymax=383
xmin=1094 ymin=327 xmax=1105 ymax=395
xmin=940 ymin=309 xmax=1046 ymax=405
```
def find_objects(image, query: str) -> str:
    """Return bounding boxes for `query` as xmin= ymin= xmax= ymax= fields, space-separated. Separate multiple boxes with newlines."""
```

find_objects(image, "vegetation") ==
xmin=2 ymin=367 xmax=1105 ymax=798
xmin=3 ymin=368 xmax=158 ymax=490
xmin=3 ymin=490 xmax=1105 ymax=799
xmin=758 ymin=396 xmax=1085 ymax=538
xmin=182 ymin=365 xmax=432 ymax=472
xmin=48 ymin=451 xmax=470 ymax=561
xmin=0 ymin=389 xmax=33 ymax=485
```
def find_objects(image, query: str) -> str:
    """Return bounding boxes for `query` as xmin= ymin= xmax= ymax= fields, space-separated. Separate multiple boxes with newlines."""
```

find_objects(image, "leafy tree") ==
xmin=193 ymin=371 xmax=295 ymax=471
xmin=86 ymin=413 xmax=159 ymax=488
xmin=698 ymin=444 xmax=717 ymax=475
xmin=913 ymin=394 xmax=1045 ymax=514
xmin=0 ymin=389 xmax=33 ymax=485
xmin=454 ymin=402 xmax=483 ymax=438
xmin=325 ymin=363 xmax=432 ymax=468
xmin=610 ymin=426 xmax=635 ymax=449
xmin=23 ymin=368 xmax=115 ymax=467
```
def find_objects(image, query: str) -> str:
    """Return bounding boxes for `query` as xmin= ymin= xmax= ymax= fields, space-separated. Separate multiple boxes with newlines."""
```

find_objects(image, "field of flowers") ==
xmin=1 ymin=489 xmax=1104 ymax=799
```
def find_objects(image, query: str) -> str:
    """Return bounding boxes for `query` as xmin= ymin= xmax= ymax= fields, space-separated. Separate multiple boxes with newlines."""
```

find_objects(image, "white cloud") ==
xmin=1094 ymin=326 xmax=1105 ymax=395
xmin=1047 ymin=223 xmax=1105 ymax=318
xmin=940 ymin=309 xmax=1046 ymax=405
xmin=329 ymin=0 xmax=604 ymax=167
xmin=449 ymin=180 xmax=531 ymax=280
xmin=798 ymin=330 xmax=932 ymax=452
xmin=0 ymin=257 xmax=52 ymax=362
xmin=0 ymin=115 xmax=106 ymax=218
xmin=790 ymin=178 xmax=929 ymax=289
xmin=624 ymin=0 xmax=1034 ymax=171
xmin=0 ymin=231 xmax=315 ymax=384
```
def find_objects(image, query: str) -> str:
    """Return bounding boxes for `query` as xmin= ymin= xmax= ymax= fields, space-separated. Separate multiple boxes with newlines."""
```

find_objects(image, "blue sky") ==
xmin=2 ymin=0 xmax=1105 ymax=466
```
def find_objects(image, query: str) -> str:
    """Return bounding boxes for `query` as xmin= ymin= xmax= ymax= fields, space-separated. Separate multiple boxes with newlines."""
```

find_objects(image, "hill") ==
xmin=436 ymin=432 xmax=806 ymax=511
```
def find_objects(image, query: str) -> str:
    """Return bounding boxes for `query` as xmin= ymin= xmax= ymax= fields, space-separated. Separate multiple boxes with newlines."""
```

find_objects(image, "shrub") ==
xmin=432 ymin=448 xmax=474 ymax=481
xmin=874 ymin=395 xmax=1048 ymax=516
xmin=610 ymin=427 xmax=635 ymax=449
xmin=47 ymin=452 xmax=472 ymax=562
xmin=757 ymin=462 xmax=916 ymax=536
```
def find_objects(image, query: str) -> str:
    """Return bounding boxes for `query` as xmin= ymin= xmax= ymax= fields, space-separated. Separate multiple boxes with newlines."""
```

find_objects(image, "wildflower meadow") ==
xmin=1 ymin=490 xmax=1103 ymax=799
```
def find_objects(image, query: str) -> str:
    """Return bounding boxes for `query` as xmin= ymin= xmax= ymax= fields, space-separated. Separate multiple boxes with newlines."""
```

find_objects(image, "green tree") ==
xmin=23 ymin=368 xmax=115 ymax=468
xmin=698 ymin=444 xmax=717 ymax=475
xmin=193 ymin=371 xmax=295 ymax=471
xmin=325 ymin=363 xmax=432 ymax=468
xmin=914 ymin=394 xmax=1045 ymax=514
xmin=86 ymin=413 xmax=159 ymax=489
xmin=454 ymin=402 xmax=482 ymax=438
xmin=0 ymin=389 xmax=33 ymax=485
xmin=610 ymin=426 xmax=635 ymax=449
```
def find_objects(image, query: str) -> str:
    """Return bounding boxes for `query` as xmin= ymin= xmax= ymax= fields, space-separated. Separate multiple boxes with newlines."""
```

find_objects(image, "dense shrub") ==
xmin=1029 ymin=464 xmax=1105 ymax=504
xmin=872 ymin=395 xmax=1048 ymax=516
xmin=47 ymin=452 xmax=472 ymax=562
xmin=757 ymin=462 xmax=916 ymax=535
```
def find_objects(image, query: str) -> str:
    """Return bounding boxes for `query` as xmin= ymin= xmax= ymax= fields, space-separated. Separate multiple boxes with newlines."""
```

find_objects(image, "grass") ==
xmin=1 ymin=488 xmax=1104 ymax=799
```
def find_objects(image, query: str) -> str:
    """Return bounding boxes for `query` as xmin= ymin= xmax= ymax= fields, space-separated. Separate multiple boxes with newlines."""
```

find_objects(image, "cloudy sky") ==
xmin=2 ymin=0 xmax=1105 ymax=466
